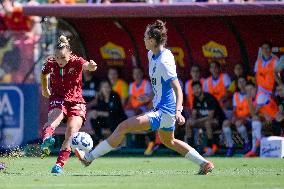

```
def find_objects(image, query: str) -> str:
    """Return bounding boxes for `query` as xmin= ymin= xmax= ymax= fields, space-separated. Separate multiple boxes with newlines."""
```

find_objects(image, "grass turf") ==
xmin=0 ymin=156 xmax=283 ymax=189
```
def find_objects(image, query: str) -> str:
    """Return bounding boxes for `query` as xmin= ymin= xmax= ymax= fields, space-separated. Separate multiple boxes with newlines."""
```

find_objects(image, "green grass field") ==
xmin=0 ymin=156 xmax=283 ymax=189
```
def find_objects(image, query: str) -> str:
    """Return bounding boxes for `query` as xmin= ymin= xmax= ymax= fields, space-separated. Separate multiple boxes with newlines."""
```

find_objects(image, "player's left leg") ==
xmin=51 ymin=116 xmax=83 ymax=174
xmin=158 ymin=129 xmax=214 ymax=175
xmin=75 ymin=113 xmax=151 ymax=166
xmin=235 ymin=119 xmax=250 ymax=153
xmin=245 ymin=116 xmax=262 ymax=157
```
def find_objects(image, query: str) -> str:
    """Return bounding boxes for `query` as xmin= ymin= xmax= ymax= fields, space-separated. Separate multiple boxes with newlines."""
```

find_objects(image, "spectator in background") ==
xmin=108 ymin=67 xmax=129 ymax=106
xmin=228 ymin=63 xmax=255 ymax=93
xmin=222 ymin=76 xmax=251 ymax=157
xmin=125 ymin=67 xmax=156 ymax=156
xmin=125 ymin=67 xmax=152 ymax=117
xmin=276 ymin=55 xmax=284 ymax=84
xmin=254 ymin=41 xmax=281 ymax=95
xmin=204 ymin=61 xmax=231 ymax=108
xmin=89 ymin=80 xmax=127 ymax=144
xmin=245 ymin=81 xmax=279 ymax=157
xmin=274 ymin=84 xmax=284 ymax=136
xmin=184 ymin=64 xmax=205 ymax=111
xmin=82 ymin=70 xmax=100 ymax=104
xmin=185 ymin=81 xmax=226 ymax=156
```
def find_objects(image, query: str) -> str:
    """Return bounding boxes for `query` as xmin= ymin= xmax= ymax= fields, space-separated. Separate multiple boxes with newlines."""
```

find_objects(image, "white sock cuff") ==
xmin=185 ymin=148 xmax=208 ymax=166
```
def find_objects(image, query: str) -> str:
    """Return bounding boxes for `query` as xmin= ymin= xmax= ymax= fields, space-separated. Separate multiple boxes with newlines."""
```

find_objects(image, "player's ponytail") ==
xmin=56 ymin=35 xmax=71 ymax=51
xmin=146 ymin=20 xmax=167 ymax=46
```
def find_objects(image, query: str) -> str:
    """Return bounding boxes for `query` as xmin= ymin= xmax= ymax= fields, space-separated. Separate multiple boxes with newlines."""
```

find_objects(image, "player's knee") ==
xmin=222 ymin=120 xmax=230 ymax=128
xmin=161 ymin=138 xmax=174 ymax=148
xmin=235 ymin=120 xmax=242 ymax=127
xmin=116 ymin=121 xmax=130 ymax=134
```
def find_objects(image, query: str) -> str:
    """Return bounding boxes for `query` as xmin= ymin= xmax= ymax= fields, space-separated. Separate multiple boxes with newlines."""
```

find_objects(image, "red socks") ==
xmin=42 ymin=126 xmax=55 ymax=140
xmin=56 ymin=149 xmax=71 ymax=168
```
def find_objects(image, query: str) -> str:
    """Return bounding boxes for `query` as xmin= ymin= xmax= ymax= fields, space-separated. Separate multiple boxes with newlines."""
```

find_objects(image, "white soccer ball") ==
xmin=70 ymin=132 xmax=93 ymax=152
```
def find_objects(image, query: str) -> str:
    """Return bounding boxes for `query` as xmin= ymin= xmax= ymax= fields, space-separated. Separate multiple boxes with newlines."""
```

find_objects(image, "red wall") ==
xmin=65 ymin=16 xmax=284 ymax=82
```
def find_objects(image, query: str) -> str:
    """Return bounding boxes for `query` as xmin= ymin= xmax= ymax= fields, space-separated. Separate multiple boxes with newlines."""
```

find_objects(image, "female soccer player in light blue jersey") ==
xmin=75 ymin=20 xmax=214 ymax=175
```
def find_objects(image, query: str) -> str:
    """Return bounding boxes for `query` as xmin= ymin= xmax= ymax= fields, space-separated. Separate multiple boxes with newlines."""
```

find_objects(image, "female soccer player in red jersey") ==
xmin=40 ymin=35 xmax=97 ymax=174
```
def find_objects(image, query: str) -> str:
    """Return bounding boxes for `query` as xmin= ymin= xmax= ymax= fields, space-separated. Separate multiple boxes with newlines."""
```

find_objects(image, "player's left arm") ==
xmin=222 ymin=73 xmax=232 ymax=100
xmin=171 ymin=79 xmax=185 ymax=125
xmin=274 ymin=59 xmax=282 ymax=85
xmin=82 ymin=60 xmax=97 ymax=71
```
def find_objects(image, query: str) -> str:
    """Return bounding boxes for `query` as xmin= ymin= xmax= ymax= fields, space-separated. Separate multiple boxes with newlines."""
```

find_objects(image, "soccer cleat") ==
xmin=226 ymin=146 xmax=234 ymax=157
xmin=244 ymin=151 xmax=258 ymax=157
xmin=51 ymin=164 xmax=63 ymax=174
xmin=144 ymin=142 xmax=155 ymax=156
xmin=41 ymin=137 xmax=55 ymax=159
xmin=198 ymin=161 xmax=214 ymax=175
xmin=74 ymin=148 xmax=92 ymax=167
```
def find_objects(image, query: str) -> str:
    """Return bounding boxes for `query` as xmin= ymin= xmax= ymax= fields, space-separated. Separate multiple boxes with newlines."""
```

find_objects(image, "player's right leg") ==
xmin=158 ymin=129 xmax=214 ymax=175
xmin=41 ymin=108 xmax=64 ymax=158
xmin=75 ymin=114 xmax=151 ymax=166
xmin=222 ymin=119 xmax=234 ymax=157
xmin=245 ymin=116 xmax=261 ymax=157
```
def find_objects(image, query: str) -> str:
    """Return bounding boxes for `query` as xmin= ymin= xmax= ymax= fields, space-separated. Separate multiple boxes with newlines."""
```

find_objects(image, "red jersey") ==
xmin=42 ymin=55 xmax=87 ymax=103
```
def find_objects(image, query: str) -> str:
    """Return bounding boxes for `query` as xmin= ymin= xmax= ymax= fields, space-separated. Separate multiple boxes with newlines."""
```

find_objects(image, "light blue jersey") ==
xmin=146 ymin=49 xmax=178 ymax=131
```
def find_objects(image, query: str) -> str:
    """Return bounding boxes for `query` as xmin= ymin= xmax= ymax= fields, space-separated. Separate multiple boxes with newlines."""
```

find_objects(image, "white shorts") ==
xmin=146 ymin=109 xmax=176 ymax=131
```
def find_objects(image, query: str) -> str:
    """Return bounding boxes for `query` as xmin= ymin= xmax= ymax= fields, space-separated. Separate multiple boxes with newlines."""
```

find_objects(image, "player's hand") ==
xmin=137 ymin=94 xmax=151 ymax=103
xmin=276 ymin=112 xmax=284 ymax=122
xmin=175 ymin=111 xmax=185 ymax=125
xmin=88 ymin=60 xmax=97 ymax=71
xmin=42 ymin=88 xmax=51 ymax=98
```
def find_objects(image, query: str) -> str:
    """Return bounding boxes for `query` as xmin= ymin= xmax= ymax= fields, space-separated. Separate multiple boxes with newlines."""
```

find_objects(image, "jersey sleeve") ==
xmin=203 ymin=79 xmax=209 ymax=92
xmin=128 ymin=83 xmax=133 ymax=95
xmin=256 ymin=93 xmax=269 ymax=107
xmin=223 ymin=73 xmax=231 ymax=89
xmin=185 ymin=80 xmax=189 ymax=95
xmin=232 ymin=93 xmax=237 ymax=107
xmin=274 ymin=57 xmax=280 ymax=70
xmin=41 ymin=59 xmax=52 ymax=75
xmin=160 ymin=58 xmax=177 ymax=83
xmin=254 ymin=59 xmax=258 ymax=73
xmin=76 ymin=56 xmax=88 ymax=65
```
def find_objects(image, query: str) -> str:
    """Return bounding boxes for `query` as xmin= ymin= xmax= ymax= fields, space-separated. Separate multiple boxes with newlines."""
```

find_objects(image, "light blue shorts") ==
xmin=146 ymin=109 xmax=176 ymax=131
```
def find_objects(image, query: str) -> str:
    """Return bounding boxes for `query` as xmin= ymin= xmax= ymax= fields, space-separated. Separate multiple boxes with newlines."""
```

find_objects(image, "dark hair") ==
xmin=133 ymin=66 xmax=144 ymax=74
xmin=236 ymin=76 xmax=247 ymax=83
xmin=146 ymin=20 xmax=167 ymax=46
xmin=56 ymin=35 xmax=71 ymax=51
xmin=98 ymin=79 xmax=112 ymax=100
xmin=209 ymin=61 xmax=221 ymax=70
xmin=245 ymin=80 xmax=255 ymax=87
xmin=108 ymin=66 xmax=121 ymax=76
xmin=262 ymin=41 xmax=272 ymax=49
xmin=191 ymin=81 xmax=202 ymax=88
xmin=191 ymin=64 xmax=201 ymax=71
xmin=236 ymin=76 xmax=247 ymax=91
